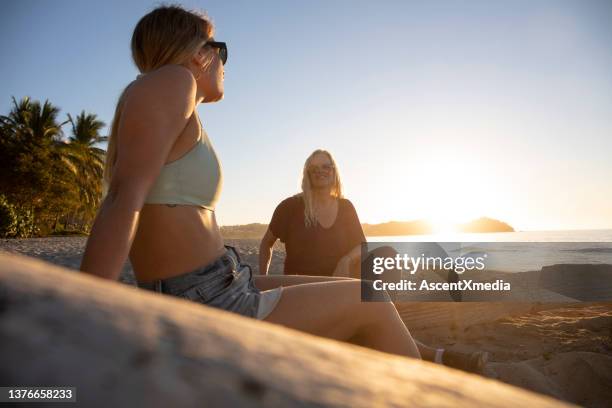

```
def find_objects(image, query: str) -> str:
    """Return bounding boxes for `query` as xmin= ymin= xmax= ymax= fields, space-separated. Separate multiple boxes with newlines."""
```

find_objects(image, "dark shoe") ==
xmin=442 ymin=350 xmax=489 ymax=374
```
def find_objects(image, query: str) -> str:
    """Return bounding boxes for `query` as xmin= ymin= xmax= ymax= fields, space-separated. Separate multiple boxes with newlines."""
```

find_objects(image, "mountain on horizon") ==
xmin=456 ymin=217 xmax=515 ymax=233
xmin=220 ymin=217 xmax=514 ymax=239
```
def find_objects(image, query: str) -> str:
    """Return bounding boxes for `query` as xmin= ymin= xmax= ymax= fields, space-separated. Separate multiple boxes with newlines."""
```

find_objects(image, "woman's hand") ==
xmin=258 ymin=228 xmax=277 ymax=275
xmin=332 ymin=256 xmax=352 ymax=277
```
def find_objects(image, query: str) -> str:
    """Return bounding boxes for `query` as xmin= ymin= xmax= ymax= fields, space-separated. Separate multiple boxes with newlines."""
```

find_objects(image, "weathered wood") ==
xmin=0 ymin=252 xmax=571 ymax=407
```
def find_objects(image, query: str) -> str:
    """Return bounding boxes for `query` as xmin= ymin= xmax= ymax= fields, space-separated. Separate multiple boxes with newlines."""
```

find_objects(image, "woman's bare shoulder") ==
xmin=109 ymin=65 xmax=198 ymax=197
xmin=339 ymin=198 xmax=358 ymax=212
xmin=143 ymin=64 xmax=195 ymax=82
xmin=127 ymin=65 xmax=196 ymax=105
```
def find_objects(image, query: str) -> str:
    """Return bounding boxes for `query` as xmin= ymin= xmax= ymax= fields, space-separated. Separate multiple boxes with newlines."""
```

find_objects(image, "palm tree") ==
xmin=0 ymin=96 xmax=68 ymax=205
xmin=1 ymin=97 xmax=108 ymax=234
xmin=59 ymin=111 xmax=107 ymax=228
xmin=0 ymin=96 xmax=66 ymax=146
xmin=0 ymin=96 xmax=77 ymax=235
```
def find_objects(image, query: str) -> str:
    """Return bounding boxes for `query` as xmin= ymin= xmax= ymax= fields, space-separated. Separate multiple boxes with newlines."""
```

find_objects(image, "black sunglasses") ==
xmin=205 ymin=41 xmax=227 ymax=65
xmin=308 ymin=164 xmax=335 ymax=173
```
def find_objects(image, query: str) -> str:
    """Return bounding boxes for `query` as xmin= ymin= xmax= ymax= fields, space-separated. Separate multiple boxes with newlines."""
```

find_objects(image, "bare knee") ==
xmin=353 ymin=294 xmax=397 ymax=328
xmin=328 ymin=281 xmax=395 ymax=339
xmin=360 ymin=279 xmax=393 ymax=302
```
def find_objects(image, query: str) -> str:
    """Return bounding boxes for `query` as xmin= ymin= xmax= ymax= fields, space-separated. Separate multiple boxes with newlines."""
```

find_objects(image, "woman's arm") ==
xmin=333 ymin=199 xmax=366 ymax=278
xmin=258 ymin=228 xmax=277 ymax=275
xmin=79 ymin=186 xmax=145 ymax=280
xmin=332 ymin=245 xmax=361 ymax=277
xmin=80 ymin=66 xmax=197 ymax=280
xmin=259 ymin=199 xmax=290 ymax=275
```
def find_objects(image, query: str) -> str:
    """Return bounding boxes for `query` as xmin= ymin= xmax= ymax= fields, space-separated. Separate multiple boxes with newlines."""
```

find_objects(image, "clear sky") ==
xmin=2 ymin=0 xmax=611 ymax=231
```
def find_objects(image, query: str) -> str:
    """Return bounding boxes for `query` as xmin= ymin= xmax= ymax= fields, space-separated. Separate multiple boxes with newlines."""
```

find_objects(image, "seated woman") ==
xmin=81 ymin=5 xmax=423 ymax=365
xmin=259 ymin=149 xmax=488 ymax=373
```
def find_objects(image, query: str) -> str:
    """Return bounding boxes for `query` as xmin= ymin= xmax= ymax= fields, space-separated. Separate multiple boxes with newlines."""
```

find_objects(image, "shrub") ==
xmin=0 ymin=195 xmax=17 ymax=237
xmin=14 ymin=206 xmax=40 ymax=238
xmin=0 ymin=195 xmax=39 ymax=238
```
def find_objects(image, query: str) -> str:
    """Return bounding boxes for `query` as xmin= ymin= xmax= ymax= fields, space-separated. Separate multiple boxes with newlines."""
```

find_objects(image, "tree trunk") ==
xmin=52 ymin=212 xmax=60 ymax=232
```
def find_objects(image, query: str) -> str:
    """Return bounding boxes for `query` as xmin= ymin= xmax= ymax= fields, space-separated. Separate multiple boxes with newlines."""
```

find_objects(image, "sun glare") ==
xmin=427 ymin=218 xmax=459 ymax=234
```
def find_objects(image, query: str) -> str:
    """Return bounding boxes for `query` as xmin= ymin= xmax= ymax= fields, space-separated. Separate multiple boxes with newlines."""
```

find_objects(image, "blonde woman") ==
xmin=81 ymin=5 xmax=421 ymax=360
xmin=260 ymin=150 xmax=362 ymax=278
xmin=260 ymin=150 xmax=489 ymax=373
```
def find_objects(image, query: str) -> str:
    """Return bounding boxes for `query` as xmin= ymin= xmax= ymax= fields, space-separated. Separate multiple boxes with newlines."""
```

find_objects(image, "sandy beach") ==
xmin=1 ymin=236 xmax=611 ymax=407
xmin=0 ymin=236 xmax=287 ymax=285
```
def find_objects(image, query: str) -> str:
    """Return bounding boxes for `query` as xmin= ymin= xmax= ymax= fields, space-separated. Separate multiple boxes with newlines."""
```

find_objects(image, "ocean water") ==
xmin=366 ymin=229 xmax=612 ymax=272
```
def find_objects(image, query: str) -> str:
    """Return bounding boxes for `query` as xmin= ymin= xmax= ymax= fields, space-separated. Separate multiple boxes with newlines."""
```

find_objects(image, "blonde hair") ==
xmin=102 ymin=4 xmax=215 ymax=197
xmin=299 ymin=149 xmax=344 ymax=227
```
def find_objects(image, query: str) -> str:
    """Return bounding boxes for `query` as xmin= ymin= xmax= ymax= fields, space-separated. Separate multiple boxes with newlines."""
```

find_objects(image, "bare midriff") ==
xmin=130 ymin=204 xmax=225 ymax=283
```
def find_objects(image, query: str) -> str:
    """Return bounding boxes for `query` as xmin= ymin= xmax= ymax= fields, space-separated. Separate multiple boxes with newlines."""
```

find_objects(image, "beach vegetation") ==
xmin=0 ymin=194 xmax=39 ymax=238
xmin=0 ymin=96 xmax=106 ymax=237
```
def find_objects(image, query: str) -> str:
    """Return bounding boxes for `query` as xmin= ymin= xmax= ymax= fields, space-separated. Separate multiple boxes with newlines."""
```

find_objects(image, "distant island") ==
xmin=455 ymin=217 xmax=515 ymax=233
xmin=344 ymin=216 xmax=514 ymax=236
xmin=220 ymin=217 xmax=514 ymax=239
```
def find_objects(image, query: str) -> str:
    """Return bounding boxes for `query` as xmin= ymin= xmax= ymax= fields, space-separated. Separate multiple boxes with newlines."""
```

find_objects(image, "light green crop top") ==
xmin=144 ymin=115 xmax=223 ymax=211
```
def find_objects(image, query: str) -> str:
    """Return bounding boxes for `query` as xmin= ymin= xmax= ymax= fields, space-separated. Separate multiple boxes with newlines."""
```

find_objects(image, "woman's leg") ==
xmin=262 ymin=279 xmax=421 ymax=359
xmin=414 ymin=340 xmax=437 ymax=361
xmin=255 ymin=275 xmax=439 ymax=360
xmin=253 ymin=274 xmax=353 ymax=291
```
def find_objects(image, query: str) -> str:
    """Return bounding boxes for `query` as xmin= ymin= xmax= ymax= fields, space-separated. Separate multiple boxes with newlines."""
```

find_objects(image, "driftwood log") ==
xmin=0 ymin=252 xmax=571 ymax=407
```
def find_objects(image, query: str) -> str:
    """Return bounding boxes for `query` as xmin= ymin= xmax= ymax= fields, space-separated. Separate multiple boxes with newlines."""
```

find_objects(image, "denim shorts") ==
xmin=137 ymin=245 xmax=283 ymax=320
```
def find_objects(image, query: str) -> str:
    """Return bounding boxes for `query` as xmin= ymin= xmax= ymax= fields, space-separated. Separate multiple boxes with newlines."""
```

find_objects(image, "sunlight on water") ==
xmin=367 ymin=229 xmax=612 ymax=243
xmin=367 ymin=229 xmax=612 ymax=272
